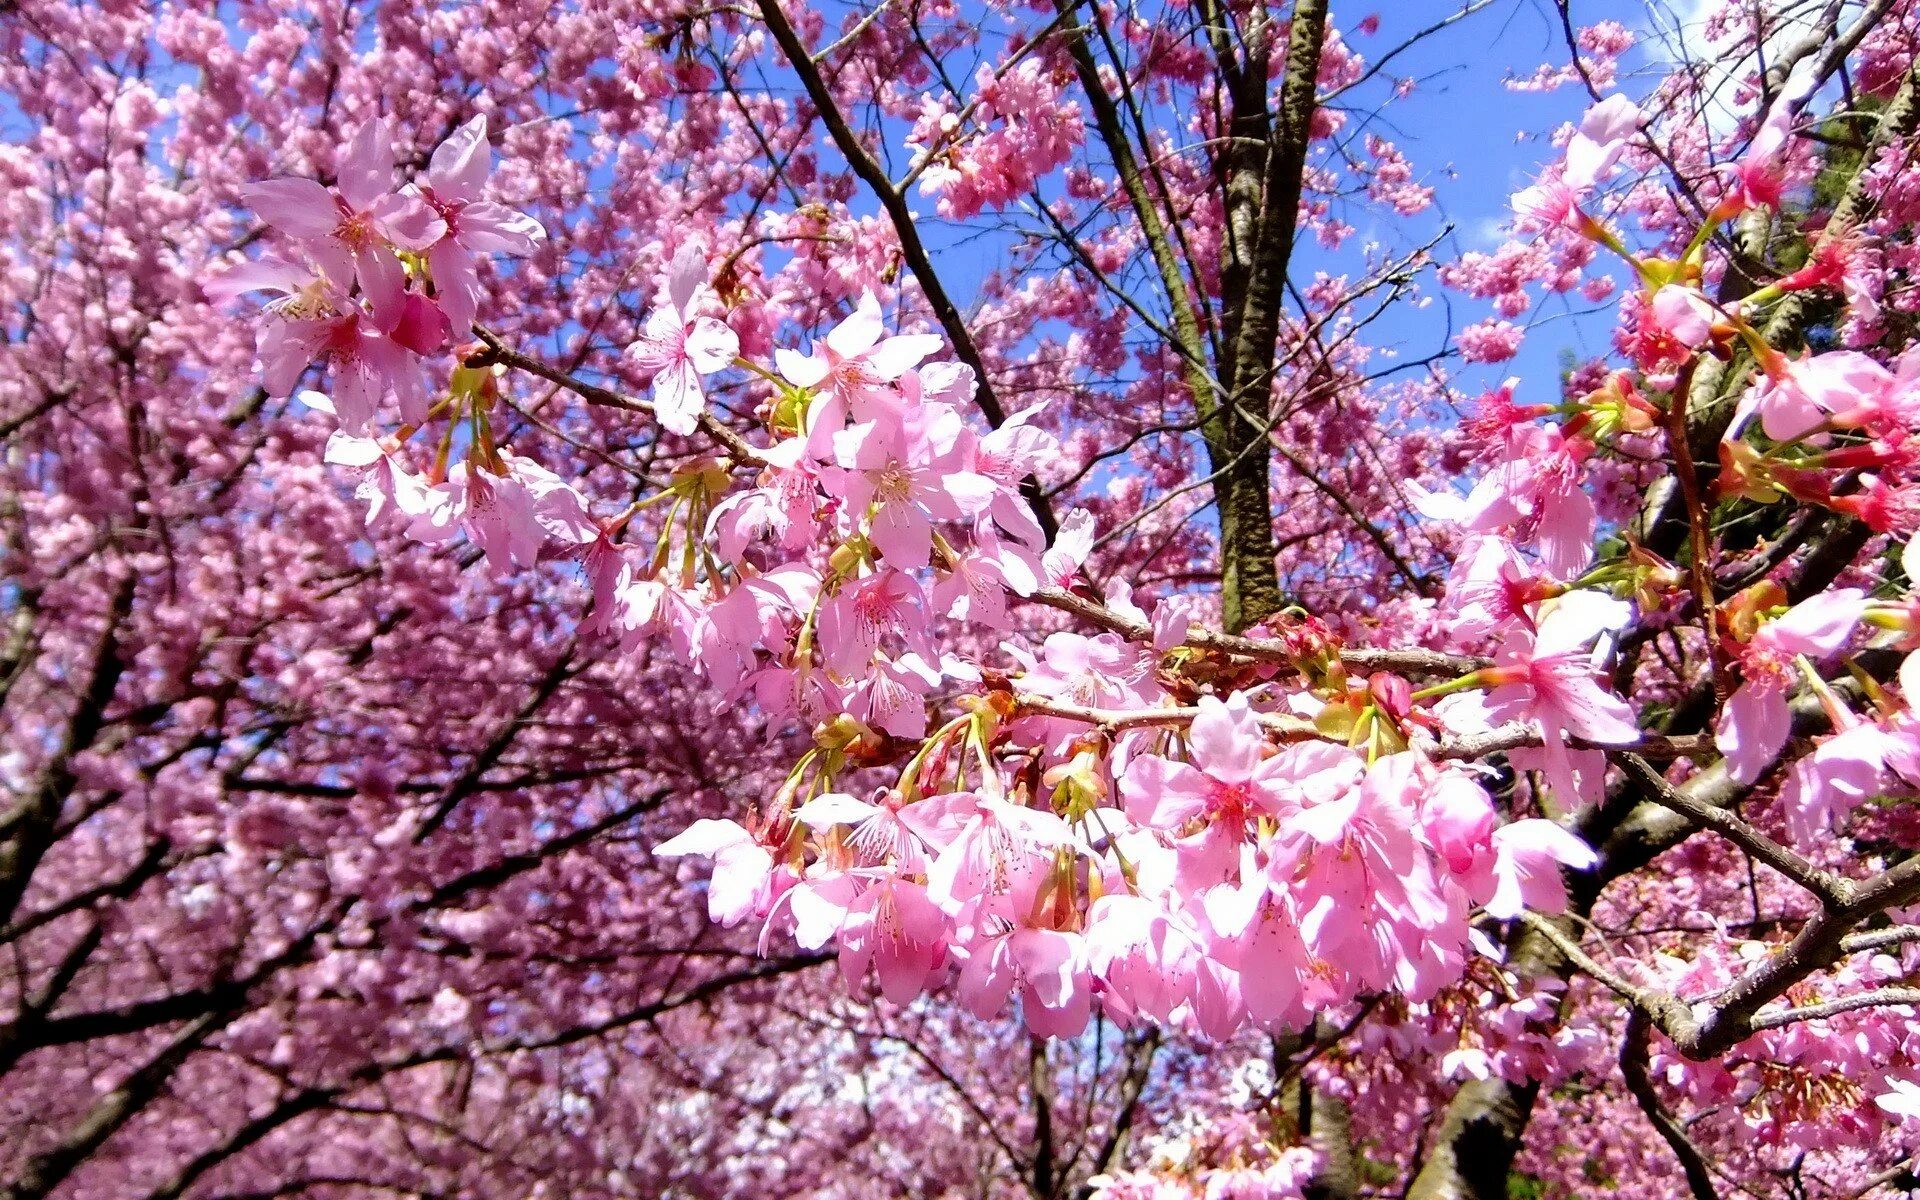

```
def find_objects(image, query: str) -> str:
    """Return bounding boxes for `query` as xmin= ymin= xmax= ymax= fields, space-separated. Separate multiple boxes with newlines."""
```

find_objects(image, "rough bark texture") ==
xmin=1060 ymin=0 xmax=1327 ymax=633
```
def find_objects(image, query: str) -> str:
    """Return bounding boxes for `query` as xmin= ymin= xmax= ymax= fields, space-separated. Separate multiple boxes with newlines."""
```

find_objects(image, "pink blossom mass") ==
xmin=7 ymin=2 xmax=1920 ymax=1198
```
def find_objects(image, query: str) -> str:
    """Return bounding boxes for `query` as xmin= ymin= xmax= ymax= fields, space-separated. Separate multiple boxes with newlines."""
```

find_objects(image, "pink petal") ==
xmin=869 ymin=499 xmax=931 ymax=570
xmin=330 ymin=347 xmax=382 ymax=433
xmin=958 ymin=937 xmax=1017 ymax=1017
xmin=1188 ymin=693 xmax=1261 ymax=783
xmin=794 ymin=793 xmax=882 ymax=829
xmin=1533 ymin=590 xmax=1629 ymax=658
xmin=205 ymin=257 xmax=313 ymax=302
xmin=656 ymin=818 xmax=751 ymax=859
xmin=388 ymin=292 xmax=451 ymax=355
xmin=1769 ymin=589 xmax=1866 ymax=657
xmin=371 ymin=191 xmax=446 ymax=251
xmin=683 ymin=316 xmax=740 ymax=374
xmin=427 ymin=114 xmax=490 ymax=202
xmin=1287 ymin=792 xmax=1361 ymax=845
xmin=825 ymin=291 xmax=885 ymax=358
xmin=1120 ymin=756 xmax=1211 ymax=830
xmin=650 ymin=361 xmax=705 ymax=436
xmin=775 ymin=347 xmax=829 ymax=388
xmin=1716 ymin=681 xmax=1792 ymax=785
xmin=243 ymin=178 xmax=339 ymax=238
xmin=259 ymin=319 xmax=327 ymax=397
xmin=338 ymin=118 xmax=395 ymax=211
xmin=864 ymin=333 xmax=944 ymax=380
xmin=323 ymin=430 xmax=384 ymax=467
xmin=787 ymin=875 xmax=859 ymax=949
xmin=666 ymin=243 xmax=706 ymax=316
xmin=707 ymin=843 xmax=775 ymax=926
xmin=354 ymin=246 xmax=408 ymax=328
xmin=460 ymin=200 xmax=545 ymax=253
xmin=429 ymin=240 xmax=481 ymax=331
xmin=1011 ymin=929 xmax=1079 ymax=1008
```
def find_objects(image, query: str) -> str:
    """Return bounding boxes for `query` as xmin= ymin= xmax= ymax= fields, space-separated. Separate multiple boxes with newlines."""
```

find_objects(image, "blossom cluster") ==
xmin=216 ymin=73 xmax=1920 ymax=1138
xmin=217 ymin=115 xmax=1617 ymax=1045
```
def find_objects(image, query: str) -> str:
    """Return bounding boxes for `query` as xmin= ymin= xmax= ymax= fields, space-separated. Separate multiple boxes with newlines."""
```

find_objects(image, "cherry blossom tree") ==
xmin=8 ymin=0 xmax=1920 ymax=1198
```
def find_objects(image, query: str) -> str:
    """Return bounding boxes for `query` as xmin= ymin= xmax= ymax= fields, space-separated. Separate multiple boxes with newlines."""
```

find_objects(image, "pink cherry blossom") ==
xmin=776 ymin=290 xmax=945 ymax=454
xmin=654 ymin=818 xmax=787 ymax=927
xmin=1416 ymin=421 xmax=1598 ymax=579
xmin=836 ymin=873 xmax=950 ymax=1004
xmin=242 ymin=118 xmax=445 ymax=325
xmin=1561 ymin=93 xmax=1642 ymax=190
xmin=411 ymin=115 xmax=547 ymax=330
xmin=1482 ymin=818 xmax=1597 ymax=918
xmin=1484 ymin=591 xmax=1639 ymax=802
xmin=1715 ymin=589 xmax=1868 ymax=784
xmin=323 ymin=428 xmax=432 ymax=523
xmin=627 ymin=244 xmax=741 ymax=435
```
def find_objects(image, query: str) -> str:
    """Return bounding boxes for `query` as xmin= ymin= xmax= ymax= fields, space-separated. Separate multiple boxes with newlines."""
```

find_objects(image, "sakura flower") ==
xmin=828 ymin=414 xmax=996 ymax=569
xmin=1483 ymin=590 xmax=1638 ymax=802
xmin=1038 ymin=508 xmax=1096 ymax=591
xmin=775 ymin=290 xmax=944 ymax=453
xmin=1561 ymin=93 xmax=1641 ymax=191
xmin=207 ymin=260 xmax=425 ymax=429
xmin=242 ymin=119 xmax=445 ymax=324
xmin=1510 ymin=177 xmax=1584 ymax=234
xmin=1482 ymin=818 xmax=1597 ymax=918
xmin=1777 ymin=720 xmax=1904 ymax=841
xmin=932 ymin=540 xmax=1022 ymax=628
xmin=1120 ymin=693 xmax=1323 ymax=890
xmin=1105 ymin=578 xmax=1190 ymax=651
xmin=1715 ymin=589 xmax=1866 ymax=784
xmin=1084 ymin=895 xmax=1201 ymax=1023
xmin=1415 ymin=422 xmax=1598 ymax=579
xmin=323 ymin=429 xmax=432 ymax=523
xmin=654 ymin=818 xmax=785 ymax=927
xmin=1648 ymin=285 xmax=1718 ymax=351
xmin=1201 ymin=850 xmax=1312 ymax=1027
xmin=410 ymin=115 xmax=547 ymax=330
xmin=842 ymin=652 xmax=943 ymax=738
xmin=1719 ymin=66 xmax=1814 ymax=214
xmin=710 ymin=439 xmax=822 ymax=557
xmin=574 ymin=526 xmax=634 ymax=637
xmin=748 ymin=661 xmax=843 ymax=728
xmin=409 ymin=452 xmax=592 ymax=577
xmin=1447 ymin=535 xmax=1561 ymax=641
xmin=502 ymin=450 xmax=598 ymax=546
xmin=699 ymin=577 xmax=798 ymax=693
xmin=619 ymin=576 xmax=710 ymax=665
xmin=1280 ymin=753 xmax=1454 ymax=996
xmin=793 ymin=789 xmax=963 ymax=872
xmin=926 ymin=794 xmax=1075 ymax=916
xmin=269 ymin=304 xmax=426 ymax=430
xmin=836 ymin=873 xmax=950 ymax=1005
xmin=960 ymin=401 xmax=1059 ymax=547
xmin=1832 ymin=473 xmax=1920 ymax=536
xmin=627 ymin=244 xmax=740 ymax=435
xmin=816 ymin=569 xmax=933 ymax=676
xmin=959 ymin=918 xmax=1091 ymax=1037
xmin=1419 ymin=769 xmax=1498 ymax=876
xmin=1738 ymin=349 xmax=1920 ymax=449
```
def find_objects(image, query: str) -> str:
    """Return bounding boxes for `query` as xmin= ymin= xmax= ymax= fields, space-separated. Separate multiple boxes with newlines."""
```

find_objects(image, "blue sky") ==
xmin=869 ymin=0 xmax=1677 ymax=407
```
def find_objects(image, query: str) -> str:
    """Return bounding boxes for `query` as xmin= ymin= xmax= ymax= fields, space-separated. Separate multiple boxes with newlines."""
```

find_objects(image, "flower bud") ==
xmin=1368 ymin=673 xmax=1412 ymax=722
